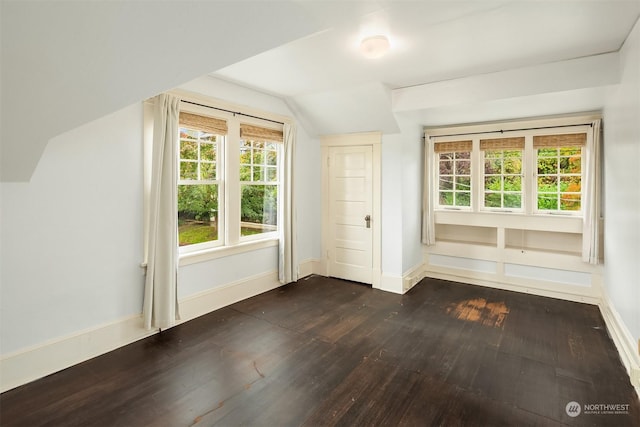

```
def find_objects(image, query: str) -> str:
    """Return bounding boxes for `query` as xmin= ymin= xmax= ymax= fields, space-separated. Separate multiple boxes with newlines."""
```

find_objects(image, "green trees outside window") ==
xmin=438 ymin=151 xmax=471 ymax=207
xmin=178 ymin=128 xmax=220 ymax=246
xmin=240 ymin=139 xmax=278 ymax=236
xmin=483 ymin=150 xmax=523 ymax=209
xmin=536 ymin=147 xmax=581 ymax=211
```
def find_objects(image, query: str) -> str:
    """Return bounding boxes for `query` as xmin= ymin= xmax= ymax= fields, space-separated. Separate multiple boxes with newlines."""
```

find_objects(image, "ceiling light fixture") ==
xmin=360 ymin=35 xmax=390 ymax=59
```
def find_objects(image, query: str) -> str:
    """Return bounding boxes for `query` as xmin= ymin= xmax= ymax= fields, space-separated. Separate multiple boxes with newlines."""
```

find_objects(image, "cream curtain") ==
xmin=582 ymin=119 xmax=602 ymax=264
xmin=421 ymin=137 xmax=436 ymax=245
xmin=278 ymin=123 xmax=298 ymax=283
xmin=143 ymin=94 xmax=180 ymax=330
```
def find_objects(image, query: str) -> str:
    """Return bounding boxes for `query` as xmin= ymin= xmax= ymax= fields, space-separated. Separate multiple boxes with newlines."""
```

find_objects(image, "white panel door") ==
xmin=328 ymin=146 xmax=373 ymax=284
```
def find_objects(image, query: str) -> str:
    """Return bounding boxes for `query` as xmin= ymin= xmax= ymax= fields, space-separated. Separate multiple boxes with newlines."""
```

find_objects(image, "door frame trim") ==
xmin=320 ymin=132 xmax=381 ymax=289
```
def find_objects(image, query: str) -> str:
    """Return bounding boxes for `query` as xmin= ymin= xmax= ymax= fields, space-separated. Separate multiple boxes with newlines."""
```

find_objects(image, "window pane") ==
xmin=439 ymin=192 xmax=453 ymax=206
xmin=180 ymin=140 xmax=197 ymax=160
xmin=484 ymin=176 xmax=500 ymax=191
xmin=266 ymin=150 xmax=278 ymax=166
xmin=484 ymin=158 xmax=501 ymax=174
xmin=456 ymin=176 xmax=471 ymax=191
xmin=503 ymin=157 xmax=522 ymax=174
xmin=456 ymin=192 xmax=471 ymax=207
xmin=484 ymin=193 xmax=501 ymax=208
xmin=253 ymin=150 xmax=264 ymax=165
xmin=178 ymin=184 xmax=219 ymax=246
xmin=239 ymin=166 xmax=251 ymax=181
xmin=537 ymin=157 xmax=556 ymax=175
xmin=241 ymin=184 xmax=278 ymax=236
xmin=252 ymin=166 xmax=263 ymax=182
xmin=240 ymin=148 xmax=251 ymax=164
xmin=538 ymin=194 xmax=557 ymax=210
xmin=439 ymin=160 xmax=453 ymax=175
xmin=201 ymin=162 xmax=216 ymax=180
xmin=456 ymin=160 xmax=471 ymax=175
xmin=560 ymin=194 xmax=581 ymax=211
xmin=504 ymin=176 xmax=521 ymax=191
xmin=504 ymin=194 xmax=521 ymax=209
xmin=266 ymin=167 xmax=278 ymax=182
xmin=439 ymin=176 xmax=453 ymax=191
xmin=455 ymin=152 xmax=470 ymax=160
xmin=200 ymin=142 xmax=215 ymax=161
xmin=538 ymin=176 xmax=557 ymax=192
xmin=561 ymin=176 xmax=581 ymax=192
xmin=180 ymin=161 xmax=197 ymax=180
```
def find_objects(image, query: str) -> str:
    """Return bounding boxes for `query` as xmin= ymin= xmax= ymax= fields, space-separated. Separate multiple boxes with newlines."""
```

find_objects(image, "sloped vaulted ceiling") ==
xmin=0 ymin=0 xmax=380 ymax=182
xmin=2 ymin=1 xmax=639 ymax=181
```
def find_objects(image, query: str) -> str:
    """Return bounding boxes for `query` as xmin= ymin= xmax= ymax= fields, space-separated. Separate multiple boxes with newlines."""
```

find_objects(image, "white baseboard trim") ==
xmin=0 ymin=314 xmax=155 ymax=393
xmin=298 ymin=258 xmax=322 ymax=279
xmin=1 ymin=268 xmax=287 ymax=393
xmin=378 ymin=262 xmax=428 ymax=295
xmin=179 ymin=270 xmax=281 ymax=323
xmin=403 ymin=262 xmax=427 ymax=293
xmin=598 ymin=291 xmax=640 ymax=392
xmin=423 ymin=267 xmax=601 ymax=305
xmin=378 ymin=274 xmax=403 ymax=294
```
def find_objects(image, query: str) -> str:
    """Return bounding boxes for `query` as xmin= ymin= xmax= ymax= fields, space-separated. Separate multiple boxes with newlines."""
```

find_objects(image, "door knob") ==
xmin=365 ymin=215 xmax=371 ymax=228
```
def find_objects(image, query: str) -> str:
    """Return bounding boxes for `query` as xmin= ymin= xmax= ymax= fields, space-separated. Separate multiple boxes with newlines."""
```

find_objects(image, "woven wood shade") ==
xmin=533 ymin=133 xmax=586 ymax=148
xmin=480 ymin=137 xmax=525 ymax=150
xmin=434 ymin=140 xmax=472 ymax=153
xmin=240 ymin=124 xmax=283 ymax=143
xmin=179 ymin=112 xmax=227 ymax=135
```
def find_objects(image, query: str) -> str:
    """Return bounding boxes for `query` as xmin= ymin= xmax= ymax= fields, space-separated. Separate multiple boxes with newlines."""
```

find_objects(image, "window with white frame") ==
xmin=435 ymin=140 xmax=472 ymax=208
xmin=177 ymin=107 xmax=283 ymax=252
xmin=239 ymin=124 xmax=281 ymax=239
xmin=178 ymin=112 xmax=226 ymax=248
xmin=481 ymin=137 xmax=524 ymax=211
xmin=431 ymin=127 xmax=589 ymax=215
xmin=534 ymin=133 xmax=584 ymax=212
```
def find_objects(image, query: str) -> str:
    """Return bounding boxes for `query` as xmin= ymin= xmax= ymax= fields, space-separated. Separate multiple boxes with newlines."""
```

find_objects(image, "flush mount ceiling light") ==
xmin=360 ymin=35 xmax=390 ymax=59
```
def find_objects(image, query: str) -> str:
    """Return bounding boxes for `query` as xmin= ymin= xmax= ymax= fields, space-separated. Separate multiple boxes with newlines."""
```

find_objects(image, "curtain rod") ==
xmin=427 ymin=122 xmax=593 ymax=140
xmin=180 ymin=100 xmax=284 ymax=126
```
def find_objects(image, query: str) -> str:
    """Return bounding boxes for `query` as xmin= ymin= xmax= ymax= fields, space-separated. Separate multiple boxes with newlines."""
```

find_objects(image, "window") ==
xmin=534 ymin=133 xmax=585 ymax=212
xmin=178 ymin=112 xmax=226 ymax=249
xmin=430 ymin=125 xmax=590 ymax=216
xmin=435 ymin=140 xmax=472 ymax=208
xmin=240 ymin=138 xmax=279 ymax=238
xmin=481 ymin=137 xmax=524 ymax=211
xmin=177 ymin=107 xmax=283 ymax=252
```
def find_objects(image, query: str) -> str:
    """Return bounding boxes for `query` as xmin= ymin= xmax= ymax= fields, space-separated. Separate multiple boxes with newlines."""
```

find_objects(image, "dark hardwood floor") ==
xmin=1 ymin=276 xmax=638 ymax=426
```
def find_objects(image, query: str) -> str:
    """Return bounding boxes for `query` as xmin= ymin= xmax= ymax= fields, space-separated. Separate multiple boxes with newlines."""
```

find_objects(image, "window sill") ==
xmin=179 ymin=238 xmax=279 ymax=267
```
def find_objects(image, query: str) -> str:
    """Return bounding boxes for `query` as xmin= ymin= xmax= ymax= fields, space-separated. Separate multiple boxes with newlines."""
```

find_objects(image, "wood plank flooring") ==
xmin=1 ymin=276 xmax=638 ymax=426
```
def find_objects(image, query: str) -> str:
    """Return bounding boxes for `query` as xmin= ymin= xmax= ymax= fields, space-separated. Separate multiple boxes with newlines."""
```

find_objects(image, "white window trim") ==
xmin=177 ymin=126 xmax=225 ymax=253
xmin=427 ymin=118 xmax=595 ymax=218
xmin=143 ymin=90 xmax=293 ymax=266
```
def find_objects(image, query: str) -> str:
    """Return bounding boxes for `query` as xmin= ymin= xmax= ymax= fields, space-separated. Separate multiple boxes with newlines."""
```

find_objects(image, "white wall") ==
xmin=399 ymin=119 xmax=424 ymax=274
xmin=603 ymin=18 xmax=640 ymax=341
xmin=0 ymin=77 xmax=322 ymax=359
xmin=380 ymin=118 xmax=424 ymax=279
xmin=1 ymin=104 xmax=145 ymax=355
xmin=381 ymin=135 xmax=404 ymax=277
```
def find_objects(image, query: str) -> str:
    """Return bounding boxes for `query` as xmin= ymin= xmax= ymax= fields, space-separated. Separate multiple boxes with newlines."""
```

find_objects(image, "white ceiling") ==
xmin=214 ymin=0 xmax=640 ymax=134
xmin=2 ymin=1 xmax=639 ymax=181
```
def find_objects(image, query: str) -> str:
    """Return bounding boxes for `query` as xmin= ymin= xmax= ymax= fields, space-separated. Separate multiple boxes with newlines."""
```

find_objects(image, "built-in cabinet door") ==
xmin=327 ymin=145 xmax=373 ymax=284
